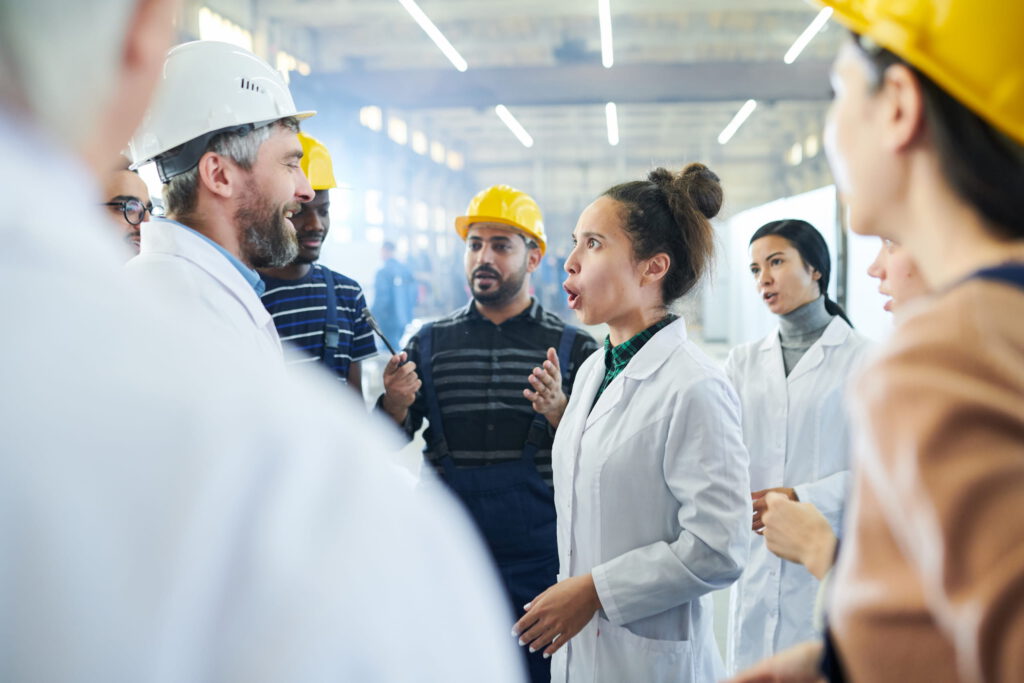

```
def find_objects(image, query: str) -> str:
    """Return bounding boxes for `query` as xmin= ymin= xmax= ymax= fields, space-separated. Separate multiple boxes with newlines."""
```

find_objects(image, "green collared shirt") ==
xmin=592 ymin=314 xmax=678 ymax=406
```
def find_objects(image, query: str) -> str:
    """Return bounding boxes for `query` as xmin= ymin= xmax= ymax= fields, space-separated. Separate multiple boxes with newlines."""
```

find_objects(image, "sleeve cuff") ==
xmin=374 ymin=394 xmax=415 ymax=439
xmin=591 ymin=563 xmax=624 ymax=625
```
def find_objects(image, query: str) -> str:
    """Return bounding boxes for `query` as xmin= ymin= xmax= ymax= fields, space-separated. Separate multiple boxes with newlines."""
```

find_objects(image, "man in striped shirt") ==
xmin=260 ymin=133 xmax=376 ymax=395
xmin=379 ymin=185 xmax=598 ymax=683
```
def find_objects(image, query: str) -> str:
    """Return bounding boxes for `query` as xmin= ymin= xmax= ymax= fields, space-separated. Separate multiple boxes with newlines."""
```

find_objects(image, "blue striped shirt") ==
xmin=261 ymin=264 xmax=377 ymax=381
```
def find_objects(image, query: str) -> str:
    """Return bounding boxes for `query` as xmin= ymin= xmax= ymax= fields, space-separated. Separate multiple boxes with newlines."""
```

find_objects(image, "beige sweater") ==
xmin=831 ymin=277 xmax=1024 ymax=682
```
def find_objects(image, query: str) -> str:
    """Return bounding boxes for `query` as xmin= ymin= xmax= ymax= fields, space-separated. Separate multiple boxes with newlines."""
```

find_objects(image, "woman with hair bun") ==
xmin=512 ymin=163 xmax=751 ymax=682
xmin=725 ymin=218 xmax=871 ymax=673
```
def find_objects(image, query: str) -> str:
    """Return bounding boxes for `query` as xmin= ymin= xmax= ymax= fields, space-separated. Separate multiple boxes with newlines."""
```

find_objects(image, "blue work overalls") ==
xmin=418 ymin=322 xmax=576 ymax=683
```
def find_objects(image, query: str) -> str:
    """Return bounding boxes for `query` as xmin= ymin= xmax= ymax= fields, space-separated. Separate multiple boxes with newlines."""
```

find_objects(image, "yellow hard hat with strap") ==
xmin=816 ymin=0 xmax=1024 ymax=146
xmin=455 ymin=185 xmax=547 ymax=255
xmin=298 ymin=132 xmax=337 ymax=191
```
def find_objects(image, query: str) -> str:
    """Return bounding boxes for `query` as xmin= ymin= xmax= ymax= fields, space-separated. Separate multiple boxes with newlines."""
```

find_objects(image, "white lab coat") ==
xmin=551 ymin=318 xmax=750 ymax=683
xmin=0 ymin=112 xmax=526 ymax=682
xmin=724 ymin=316 xmax=871 ymax=673
xmin=125 ymin=218 xmax=283 ymax=365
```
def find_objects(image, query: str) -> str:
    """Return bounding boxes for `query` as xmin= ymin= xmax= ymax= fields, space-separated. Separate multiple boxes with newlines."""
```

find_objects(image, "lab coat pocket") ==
xmin=595 ymin=616 xmax=694 ymax=682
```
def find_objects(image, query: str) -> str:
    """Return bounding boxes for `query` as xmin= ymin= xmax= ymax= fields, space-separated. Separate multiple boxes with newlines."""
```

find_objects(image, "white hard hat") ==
xmin=127 ymin=40 xmax=315 ymax=182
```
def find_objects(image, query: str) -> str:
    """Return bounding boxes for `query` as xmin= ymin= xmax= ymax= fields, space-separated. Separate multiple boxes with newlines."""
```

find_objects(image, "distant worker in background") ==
xmin=101 ymin=156 xmax=153 ymax=257
xmin=260 ymin=132 xmax=376 ymax=396
xmin=0 ymin=2 xmax=527 ymax=680
xmin=124 ymin=40 xmax=315 ymax=365
xmin=371 ymin=240 xmax=417 ymax=349
xmin=378 ymin=184 xmax=599 ymax=683
xmin=725 ymin=219 xmax=871 ymax=674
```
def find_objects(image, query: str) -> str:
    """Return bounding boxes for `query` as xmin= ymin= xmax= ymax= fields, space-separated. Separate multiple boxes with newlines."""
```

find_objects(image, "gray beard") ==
xmin=236 ymin=190 xmax=298 ymax=269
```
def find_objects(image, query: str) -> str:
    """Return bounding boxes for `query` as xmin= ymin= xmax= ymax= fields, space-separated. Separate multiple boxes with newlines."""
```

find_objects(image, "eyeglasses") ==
xmin=102 ymin=198 xmax=157 ymax=226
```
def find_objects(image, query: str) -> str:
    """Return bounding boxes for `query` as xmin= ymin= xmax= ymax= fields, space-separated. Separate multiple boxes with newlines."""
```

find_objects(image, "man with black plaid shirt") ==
xmin=379 ymin=185 xmax=597 ymax=683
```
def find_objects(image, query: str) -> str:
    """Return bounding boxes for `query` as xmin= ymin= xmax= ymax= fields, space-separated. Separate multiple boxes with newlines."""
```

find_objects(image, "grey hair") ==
xmin=164 ymin=117 xmax=300 ymax=218
xmin=0 ymin=0 xmax=135 ymax=150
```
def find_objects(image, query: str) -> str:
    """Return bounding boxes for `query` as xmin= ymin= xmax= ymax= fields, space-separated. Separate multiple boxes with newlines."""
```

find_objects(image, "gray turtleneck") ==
xmin=778 ymin=295 xmax=833 ymax=376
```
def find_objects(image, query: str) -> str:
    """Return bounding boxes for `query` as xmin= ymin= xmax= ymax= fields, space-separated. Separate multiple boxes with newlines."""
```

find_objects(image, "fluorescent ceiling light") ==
xmin=599 ymin=0 xmax=614 ymax=68
xmin=606 ymin=102 xmax=619 ymax=146
xmin=717 ymin=99 xmax=757 ymax=145
xmin=495 ymin=105 xmax=534 ymax=148
xmin=398 ymin=0 xmax=468 ymax=72
xmin=784 ymin=8 xmax=833 ymax=64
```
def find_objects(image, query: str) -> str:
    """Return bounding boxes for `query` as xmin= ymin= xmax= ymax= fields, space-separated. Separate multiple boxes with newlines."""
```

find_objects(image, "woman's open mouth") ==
xmin=564 ymin=284 xmax=581 ymax=310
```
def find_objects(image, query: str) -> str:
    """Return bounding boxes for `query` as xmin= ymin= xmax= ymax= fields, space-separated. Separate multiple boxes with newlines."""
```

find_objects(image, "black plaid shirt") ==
xmin=400 ymin=298 xmax=598 ymax=485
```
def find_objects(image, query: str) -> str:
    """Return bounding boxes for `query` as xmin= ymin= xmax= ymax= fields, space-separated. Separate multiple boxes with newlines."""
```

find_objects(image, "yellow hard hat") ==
xmin=455 ymin=185 xmax=547 ymax=255
xmin=298 ymin=132 xmax=336 ymax=191
xmin=816 ymin=0 xmax=1024 ymax=146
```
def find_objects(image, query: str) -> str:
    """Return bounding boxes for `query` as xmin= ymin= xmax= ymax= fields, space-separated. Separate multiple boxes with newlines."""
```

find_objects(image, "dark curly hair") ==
xmin=602 ymin=163 xmax=722 ymax=304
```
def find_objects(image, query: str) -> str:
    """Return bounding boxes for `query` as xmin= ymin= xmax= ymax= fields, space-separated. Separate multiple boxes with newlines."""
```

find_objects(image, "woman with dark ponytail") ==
xmin=725 ymin=218 xmax=871 ymax=674
xmin=752 ymin=219 xmax=852 ymax=324
xmin=512 ymin=164 xmax=750 ymax=682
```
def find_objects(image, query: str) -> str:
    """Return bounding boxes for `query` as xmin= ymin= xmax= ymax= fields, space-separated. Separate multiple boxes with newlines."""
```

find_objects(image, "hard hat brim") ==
xmin=455 ymin=215 xmax=547 ymax=255
xmin=130 ymin=112 xmax=318 ymax=175
xmin=814 ymin=0 xmax=1024 ymax=147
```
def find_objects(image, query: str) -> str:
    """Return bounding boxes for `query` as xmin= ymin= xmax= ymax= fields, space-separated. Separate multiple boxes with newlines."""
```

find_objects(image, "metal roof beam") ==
xmin=295 ymin=60 xmax=832 ymax=108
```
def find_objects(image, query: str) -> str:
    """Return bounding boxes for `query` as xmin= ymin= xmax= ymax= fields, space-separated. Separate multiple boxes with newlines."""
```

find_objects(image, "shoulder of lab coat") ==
xmin=0 ymin=114 xmax=524 ymax=683
xmin=590 ymin=319 xmax=751 ymax=626
xmin=125 ymin=219 xmax=282 ymax=361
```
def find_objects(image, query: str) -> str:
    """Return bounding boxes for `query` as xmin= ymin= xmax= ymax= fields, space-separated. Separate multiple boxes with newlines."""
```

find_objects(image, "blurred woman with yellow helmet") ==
xmin=729 ymin=1 xmax=1024 ymax=681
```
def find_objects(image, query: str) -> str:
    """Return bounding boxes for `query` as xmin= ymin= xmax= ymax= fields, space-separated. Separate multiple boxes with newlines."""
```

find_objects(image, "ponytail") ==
xmin=823 ymin=296 xmax=853 ymax=327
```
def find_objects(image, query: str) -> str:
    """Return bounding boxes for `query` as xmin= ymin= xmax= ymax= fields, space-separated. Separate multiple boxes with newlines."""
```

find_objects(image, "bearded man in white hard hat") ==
xmin=0 ymin=4 xmax=527 ymax=678
xmin=125 ymin=40 xmax=315 ymax=363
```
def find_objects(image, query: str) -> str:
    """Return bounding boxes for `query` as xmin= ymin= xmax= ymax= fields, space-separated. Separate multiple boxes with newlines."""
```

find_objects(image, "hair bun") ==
xmin=679 ymin=163 xmax=723 ymax=220
xmin=647 ymin=164 xmax=723 ymax=221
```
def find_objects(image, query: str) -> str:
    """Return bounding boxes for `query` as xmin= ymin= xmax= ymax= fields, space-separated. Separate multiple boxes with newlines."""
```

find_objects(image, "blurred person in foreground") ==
xmin=729 ymin=0 xmax=1024 ymax=681
xmin=0 ymin=1 xmax=525 ymax=681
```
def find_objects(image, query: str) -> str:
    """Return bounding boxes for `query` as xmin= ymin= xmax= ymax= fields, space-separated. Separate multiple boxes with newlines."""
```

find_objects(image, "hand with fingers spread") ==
xmin=381 ymin=352 xmax=420 ymax=424
xmin=512 ymin=574 xmax=601 ymax=659
xmin=752 ymin=487 xmax=797 ymax=533
xmin=523 ymin=346 xmax=568 ymax=427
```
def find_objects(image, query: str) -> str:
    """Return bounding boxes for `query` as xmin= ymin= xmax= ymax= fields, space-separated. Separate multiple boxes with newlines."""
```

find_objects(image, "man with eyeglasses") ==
xmin=100 ymin=157 xmax=153 ymax=256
